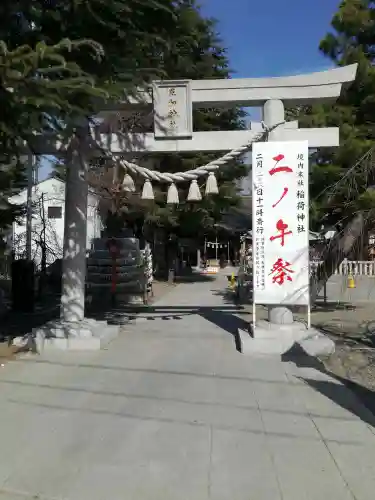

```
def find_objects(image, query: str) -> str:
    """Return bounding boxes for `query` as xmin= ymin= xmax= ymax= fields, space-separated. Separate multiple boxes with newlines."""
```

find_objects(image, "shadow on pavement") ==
xmin=174 ymin=274 xmax=216 ymax=283
xmin=282 ymin=343 xmax=375 ymax=427
xmin=199 ymin=307 xmax=247 ymax=352
xmin=88 ymin=301 xmax=246 ymax=351
xmin=0 ymin=298 xmax=60 ymax=342
xmin=211 ymin=288 xmax=241 ymax=305
xmin=312 ymin=300 xmax=356 ymax=312
xmin=318 ymin=324 xmax=375 ymax=348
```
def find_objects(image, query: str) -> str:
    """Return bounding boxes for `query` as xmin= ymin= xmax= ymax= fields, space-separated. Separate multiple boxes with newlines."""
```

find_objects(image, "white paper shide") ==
xmin=252 ymin=141 xmax=309 ymax=305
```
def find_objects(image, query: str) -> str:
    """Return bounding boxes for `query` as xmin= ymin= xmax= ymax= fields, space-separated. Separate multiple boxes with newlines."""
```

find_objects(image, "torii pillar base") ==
xmin=29 ymin=318 xmax=120 ymax=352
xmin=237 ymin=321 xmax=335 ymax=357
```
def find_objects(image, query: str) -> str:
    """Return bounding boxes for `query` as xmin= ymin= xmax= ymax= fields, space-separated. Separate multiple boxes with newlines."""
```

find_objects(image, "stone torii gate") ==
xmin=32 ymin=64 xmax=357 ymax=351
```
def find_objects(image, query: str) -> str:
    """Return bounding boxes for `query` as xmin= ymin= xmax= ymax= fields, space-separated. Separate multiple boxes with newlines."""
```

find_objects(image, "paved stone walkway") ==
xmin=0 ymin=272 xmax=375 ymax=500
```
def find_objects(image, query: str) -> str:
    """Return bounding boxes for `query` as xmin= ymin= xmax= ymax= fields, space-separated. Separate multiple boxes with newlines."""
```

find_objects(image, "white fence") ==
xmin=310 ymin=260 xmax=375 ymax=276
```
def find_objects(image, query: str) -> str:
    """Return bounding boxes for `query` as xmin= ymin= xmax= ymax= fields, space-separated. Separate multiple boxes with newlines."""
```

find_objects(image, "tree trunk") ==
xmin=310 ymin=212 xmax=367 ymax=303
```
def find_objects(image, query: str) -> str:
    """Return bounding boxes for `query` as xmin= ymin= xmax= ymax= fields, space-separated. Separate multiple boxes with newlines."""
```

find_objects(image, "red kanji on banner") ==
xmin=272 ymin=187 xmax=289 ymax=208
xmin=268 ymin=154 xmax=293 ymax=176
xmin=269 ymin=154 xmax=293 ymax=207
xmin=269 ymin=219 xmax=292 ymax=247
xmin=269 ymin=258 xmax=294 ymax=285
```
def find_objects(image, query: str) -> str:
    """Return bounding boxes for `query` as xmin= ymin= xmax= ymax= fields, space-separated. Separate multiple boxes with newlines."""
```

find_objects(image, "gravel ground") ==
xmin=318 ymin=345 xmax=375 ymax=417
xmin=320 ymin=345 xmax=375 ymax=389
xmin=306 ymin=303 xmax=375 ymax=394
xmin=0 ymin=343 xmax=24 ymax=366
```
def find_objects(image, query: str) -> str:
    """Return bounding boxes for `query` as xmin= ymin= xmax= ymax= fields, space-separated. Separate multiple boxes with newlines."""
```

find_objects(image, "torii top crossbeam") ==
xmin=92 ymin=64 xmax=358 ymax=154
xmin=37 ymin=65 xmax=358 ymax=155
xmin=99 ymin=64 xmax=358 ymax=109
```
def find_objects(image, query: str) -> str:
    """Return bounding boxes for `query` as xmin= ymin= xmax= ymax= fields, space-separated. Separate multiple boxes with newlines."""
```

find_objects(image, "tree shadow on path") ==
xmin=282 ymin=343 xmax=375 ymax=428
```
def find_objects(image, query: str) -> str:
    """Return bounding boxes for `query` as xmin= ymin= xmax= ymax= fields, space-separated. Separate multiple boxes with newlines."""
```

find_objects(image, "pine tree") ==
xmin=0 ymin=0 xmax=185 ymax=232
xmin=290 ymin=0 xmax=375 ymax=229
xmin=288 ymin=0 xmax=375 ymax=298
xmin=0 ymin=38 xmax=108 ymax=236
xmin=1 ymin=1 xmax=189 ymax=105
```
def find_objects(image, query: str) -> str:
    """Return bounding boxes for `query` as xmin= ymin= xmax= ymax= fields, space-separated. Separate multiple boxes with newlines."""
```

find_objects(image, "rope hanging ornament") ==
xmin=90 ymin=121 xmax=284 ymax=203
xmin=167 ymin=183 xmax=179 ymax=204
xmin=141 ymin=179 xmax=154 ymax=200
xmin=205 ymin=172 xmax=219 ymax=195
xmin=187 ymin=179 xmax=202 ymax=201
xmin=122 ymin=173 xmax=135 ymax=192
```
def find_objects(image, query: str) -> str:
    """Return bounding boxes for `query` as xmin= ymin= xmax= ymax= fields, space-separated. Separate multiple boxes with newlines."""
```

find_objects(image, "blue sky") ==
xmin=199 ymin=0 xmax=339 ymax=78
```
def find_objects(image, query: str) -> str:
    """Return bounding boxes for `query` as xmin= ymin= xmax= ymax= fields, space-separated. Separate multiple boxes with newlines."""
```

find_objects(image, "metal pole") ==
xmin=26 ymin=153 xmax=34 ymax=261
xmin=252 ymin=302 xmax=256 ymax=336
xmin=307 ymin=302 xmax=311 ymax=329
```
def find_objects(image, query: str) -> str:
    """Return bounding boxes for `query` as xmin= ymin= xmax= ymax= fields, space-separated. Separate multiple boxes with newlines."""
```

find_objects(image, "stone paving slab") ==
xmin=0 ymin=271 xmax=374 ymax=499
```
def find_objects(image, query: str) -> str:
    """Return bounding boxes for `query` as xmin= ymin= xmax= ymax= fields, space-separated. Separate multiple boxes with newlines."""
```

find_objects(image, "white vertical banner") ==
xmin=252 ymin=141 xmax=309 ymax=305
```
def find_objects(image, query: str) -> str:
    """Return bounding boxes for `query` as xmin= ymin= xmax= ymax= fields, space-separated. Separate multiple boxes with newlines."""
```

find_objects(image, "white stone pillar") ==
xmin=60 ymin=141 xmax=88 ymax=323
xmin=263 ymin=99 xmax=294 ymax=325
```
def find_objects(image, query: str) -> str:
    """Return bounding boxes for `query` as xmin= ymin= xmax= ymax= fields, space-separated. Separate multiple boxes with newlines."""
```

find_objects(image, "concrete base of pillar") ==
xmin=13 ymin=318 xmax=120 ymax=352
xmin=238 ymin=320 xmax=335 ymax=356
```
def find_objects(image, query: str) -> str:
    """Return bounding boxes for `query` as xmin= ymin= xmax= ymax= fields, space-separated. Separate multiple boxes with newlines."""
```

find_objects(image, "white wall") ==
xmin=9 ymin=178 xmax=101 ymax=268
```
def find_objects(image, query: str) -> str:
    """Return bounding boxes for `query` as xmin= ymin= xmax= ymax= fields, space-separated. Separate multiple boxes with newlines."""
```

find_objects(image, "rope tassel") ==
xmin=141 ymin=179 xmax=154 ymax=200
xmin=187 ymin=179 xmax=202 ymax=201
xmin=205 ymin=172 xmax=219 ymax=195
xmin=122 ymin=173 xmax=135 ymax=192
xmin=167 ymin=183 xmax=179 ymax=204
